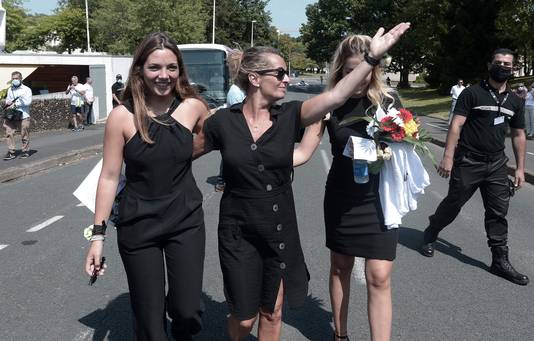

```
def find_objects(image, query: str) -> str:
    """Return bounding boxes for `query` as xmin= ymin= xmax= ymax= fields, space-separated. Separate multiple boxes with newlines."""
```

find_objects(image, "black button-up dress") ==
xmin=203 ymin=101 xmax=309 ymax=319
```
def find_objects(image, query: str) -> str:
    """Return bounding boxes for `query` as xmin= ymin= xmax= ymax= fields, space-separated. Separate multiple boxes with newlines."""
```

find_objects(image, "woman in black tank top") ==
xmin=83 ymin=32 xmax=209 ymax=341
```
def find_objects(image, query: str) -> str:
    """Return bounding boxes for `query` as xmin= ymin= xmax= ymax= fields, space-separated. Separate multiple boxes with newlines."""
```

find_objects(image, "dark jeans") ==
xmin=84 ymin=102 xmax=93 ymax=125
xmin=427 ymin=148 xmax=510 ymax=247
xmin=118 ymin=222 xmax=205 ymax=340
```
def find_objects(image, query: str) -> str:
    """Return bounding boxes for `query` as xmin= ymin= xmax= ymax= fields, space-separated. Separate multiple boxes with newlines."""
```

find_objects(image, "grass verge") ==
xmin=397 ymin=88 xmax=450 ymax=120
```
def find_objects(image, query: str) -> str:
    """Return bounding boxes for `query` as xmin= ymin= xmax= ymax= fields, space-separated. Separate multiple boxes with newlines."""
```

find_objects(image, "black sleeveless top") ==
xmin=117 ymin=98 xmax=203 ymax=230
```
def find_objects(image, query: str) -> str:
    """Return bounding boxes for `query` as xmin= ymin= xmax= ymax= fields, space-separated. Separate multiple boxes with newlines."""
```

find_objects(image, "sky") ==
xmin=23 ymin=0 xmax=316 ymax=37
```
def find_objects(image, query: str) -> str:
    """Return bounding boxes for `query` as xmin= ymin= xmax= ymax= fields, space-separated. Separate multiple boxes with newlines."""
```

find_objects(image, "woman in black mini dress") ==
xmin=195 ymin=24 xmax=410 ymax=341
xmin=325 ymin=35 xmax=402 ymax=341
xmin=84 ymin=32 xmax=209 ymax=340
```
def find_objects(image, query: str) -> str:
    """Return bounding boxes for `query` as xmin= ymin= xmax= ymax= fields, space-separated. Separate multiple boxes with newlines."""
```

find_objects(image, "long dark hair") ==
xmin=122 ymin=32 xmax=205 ymax=143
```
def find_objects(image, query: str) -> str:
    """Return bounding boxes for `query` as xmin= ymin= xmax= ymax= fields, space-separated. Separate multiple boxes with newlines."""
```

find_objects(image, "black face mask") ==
xmin=489 ymin=64 xmax=513 ymax=83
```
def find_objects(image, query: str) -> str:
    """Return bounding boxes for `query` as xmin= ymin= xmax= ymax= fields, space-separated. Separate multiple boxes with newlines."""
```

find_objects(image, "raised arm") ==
xmin=300 ymin=23 xmax=410 ymax=126
xmin=293 ymin=120 xmax=325 ymax=167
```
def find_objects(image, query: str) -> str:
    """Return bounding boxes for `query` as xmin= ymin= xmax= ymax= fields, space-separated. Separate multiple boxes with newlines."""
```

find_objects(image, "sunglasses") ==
xmin=256 ymin=67 xmax=289 ymax=81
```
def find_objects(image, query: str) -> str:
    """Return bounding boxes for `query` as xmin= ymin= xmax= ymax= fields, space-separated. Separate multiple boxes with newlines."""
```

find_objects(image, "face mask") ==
xmin=489 ymin=64 xmax=512 ymax=83
xmin=12 ymin=79 xmax=21 ymax=87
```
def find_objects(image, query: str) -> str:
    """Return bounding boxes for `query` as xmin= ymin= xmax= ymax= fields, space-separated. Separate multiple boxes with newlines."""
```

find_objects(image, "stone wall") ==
xmin=0 ymin=98 xmax=72 ymax=137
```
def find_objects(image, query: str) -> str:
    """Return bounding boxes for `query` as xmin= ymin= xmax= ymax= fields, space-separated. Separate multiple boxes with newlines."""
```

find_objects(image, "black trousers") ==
xmin=428 ymin=149 xmax=510 ymax=247
xmin=118 ymin=222 xmax=205 ymax=340
xmin=84 ymin=103 xmax=93 ymax=125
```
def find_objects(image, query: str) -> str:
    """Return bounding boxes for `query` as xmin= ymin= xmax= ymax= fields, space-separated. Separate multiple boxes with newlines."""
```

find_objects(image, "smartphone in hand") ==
xmin=88 ymin=257 xmax=106 ymax=286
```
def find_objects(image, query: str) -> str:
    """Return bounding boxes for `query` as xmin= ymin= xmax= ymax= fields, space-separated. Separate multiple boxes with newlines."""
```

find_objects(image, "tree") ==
xmin=203 ymin=0 xmax=274 ymax=49
xmin=3 ymin=0 xmax=29 ymax=52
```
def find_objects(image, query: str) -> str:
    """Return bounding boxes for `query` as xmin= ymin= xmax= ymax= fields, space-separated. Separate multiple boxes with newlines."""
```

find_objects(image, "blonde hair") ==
xmin=121 ymin=32 xmax=206 ymax=144
xmin=235 ymin=46 xmax=282 ymax=92
xmin=328 ymin=35 xmax=392 ymax=109
xmin=228 ymin=50 xmax=243 ymax=82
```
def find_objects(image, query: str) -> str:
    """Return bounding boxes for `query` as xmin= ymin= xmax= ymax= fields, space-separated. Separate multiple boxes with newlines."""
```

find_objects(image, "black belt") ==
xmin=457 ymin=148 xmax=504 ymax=162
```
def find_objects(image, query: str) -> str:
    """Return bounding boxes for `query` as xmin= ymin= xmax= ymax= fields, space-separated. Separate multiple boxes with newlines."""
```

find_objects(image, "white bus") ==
xmin=178 ymin=43 xmax=233 ymax=109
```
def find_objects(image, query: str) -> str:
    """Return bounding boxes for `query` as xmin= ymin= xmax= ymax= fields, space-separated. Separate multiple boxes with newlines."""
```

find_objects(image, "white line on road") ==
xmin=76 ymin=203 xmax=85 ymax=207
xmin=0 ymin=244 xmax=8 ymax=251
xmin=353 ymin=257 xmax=366 ymax=285
xmin=527 ymin=152 xmax=534 ymax=157
xmin=320 ymin=149 xmax=331 ymax=174
xmin=425 ymin=122 xmax=448 ymax=131
xmin=72 ymin=328 xmax=93 ymax=341
xmin=26 ymin=215 xmax=64 ymax=233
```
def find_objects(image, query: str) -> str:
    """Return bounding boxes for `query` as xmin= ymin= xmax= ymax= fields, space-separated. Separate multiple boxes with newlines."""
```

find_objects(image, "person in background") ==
xmin=3 ymin=71 xmax=32 ymax=160
xmin=421 ymin=48 xmax=529 ymax=286
xmin=515 ymin=83 xmax=527 ymax=100
xmin=66 ymin=75 xmax=86 ymax=132
xmin=195 ymin=23 xmax=410 ymax=341
xmin=524 ymin=82 xmax=534 ymax=138
xmin=83 ymin=77 xmax=94 ymax=125
xmin=111 ymin=74 xmax=124 ymax=107
xmin=84 ymin=32 xmax=209 ymax=340
xmin=449 ymin=79 xmax=465 ymax=124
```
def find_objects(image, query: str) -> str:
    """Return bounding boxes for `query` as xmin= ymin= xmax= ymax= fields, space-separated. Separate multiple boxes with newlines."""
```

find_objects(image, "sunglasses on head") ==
xmin=256 ymin=67 xmax=289 ymax=81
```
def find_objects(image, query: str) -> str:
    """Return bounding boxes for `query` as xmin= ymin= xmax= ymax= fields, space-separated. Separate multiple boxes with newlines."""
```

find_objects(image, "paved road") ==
xmin=0 ymin=91 xmax=533 ymax=340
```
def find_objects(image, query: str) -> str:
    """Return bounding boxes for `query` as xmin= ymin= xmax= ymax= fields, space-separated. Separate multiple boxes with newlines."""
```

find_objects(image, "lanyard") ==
xmin=485 ymin=81 xmax=509 ymax=115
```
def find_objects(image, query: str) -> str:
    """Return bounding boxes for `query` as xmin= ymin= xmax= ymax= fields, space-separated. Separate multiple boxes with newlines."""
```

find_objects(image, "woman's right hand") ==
xmin=369 ymin=22 xmax=411 ymax=59
xmin=85 ymin=241 xmax=106 ymax=276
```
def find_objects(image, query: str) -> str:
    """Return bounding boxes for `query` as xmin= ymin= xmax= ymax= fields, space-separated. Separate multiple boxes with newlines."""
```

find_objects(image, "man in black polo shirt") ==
xmin=420 ymin=48 xmax=529 ymax=286
xmin=111 ymin=74 xmax=124 ymax=107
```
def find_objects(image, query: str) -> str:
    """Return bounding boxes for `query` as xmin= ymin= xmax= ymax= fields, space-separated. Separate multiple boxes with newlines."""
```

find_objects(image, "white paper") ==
xmin=73 ymin=158 xmax=126 ymax=213
xmin=343 ymin=136 xmax=377 ymax=161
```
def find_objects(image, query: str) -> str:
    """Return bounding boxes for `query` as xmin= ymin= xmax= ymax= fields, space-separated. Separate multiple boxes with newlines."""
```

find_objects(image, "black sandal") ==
xmin=333 ymin=333 xmax=350 ymax=341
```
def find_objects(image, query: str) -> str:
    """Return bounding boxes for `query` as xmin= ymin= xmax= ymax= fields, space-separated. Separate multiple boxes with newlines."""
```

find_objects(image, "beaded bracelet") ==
xmin=90 ymin=234 xmax=105 ymax=242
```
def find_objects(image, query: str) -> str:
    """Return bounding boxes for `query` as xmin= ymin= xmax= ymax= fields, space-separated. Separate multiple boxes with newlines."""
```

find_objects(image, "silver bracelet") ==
xmin=90 ymin=234 xmax=105 ymax=242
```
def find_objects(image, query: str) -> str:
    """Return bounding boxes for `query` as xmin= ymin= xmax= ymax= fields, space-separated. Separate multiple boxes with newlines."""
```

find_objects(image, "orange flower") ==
xmin=398 ymin=108 xmax=413 ymax=123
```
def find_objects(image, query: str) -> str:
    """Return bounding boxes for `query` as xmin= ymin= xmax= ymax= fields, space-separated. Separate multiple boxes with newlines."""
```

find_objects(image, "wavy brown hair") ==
xmin=328 ymin=35 xmax=393 ymax=110
xmin=122 ymin=32 xmax=205 ymax=144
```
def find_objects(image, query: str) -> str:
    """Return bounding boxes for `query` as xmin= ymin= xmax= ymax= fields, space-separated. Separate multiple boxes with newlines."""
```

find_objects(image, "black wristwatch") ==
xmin=364 ymin=52 xmax=381 ymax=67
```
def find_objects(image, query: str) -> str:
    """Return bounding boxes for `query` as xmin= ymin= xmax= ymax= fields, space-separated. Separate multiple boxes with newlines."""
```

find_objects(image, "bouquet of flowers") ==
xmin=341 ymin=106 xmax=436 ymax=174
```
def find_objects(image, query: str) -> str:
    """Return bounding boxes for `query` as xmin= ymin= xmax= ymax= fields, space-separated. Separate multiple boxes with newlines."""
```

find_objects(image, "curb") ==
xmin=429 ymin=138 xmax=534 ymax=185
xmin=0 ymin=144 xmax=102 ymax=183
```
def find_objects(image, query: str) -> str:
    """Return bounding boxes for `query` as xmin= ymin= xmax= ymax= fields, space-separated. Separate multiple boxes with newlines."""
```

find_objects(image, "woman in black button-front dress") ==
xmin=84 ymin=33 xmax=209 ymax=340
xmin=325 ymin=35 xmax=403 ymax=341
xmin=195 ymin=24 xmax=410 ymax=341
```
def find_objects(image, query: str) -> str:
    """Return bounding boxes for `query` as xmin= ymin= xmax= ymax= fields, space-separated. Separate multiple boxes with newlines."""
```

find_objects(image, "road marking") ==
xmin=431 ymin=190 xmax=445 ymax=201
xmin=320 ymin=149 xmax=331 ymax=174
xmin=0 ymin=244 xmax=8 ymax=251
xmin=26 ymin=215 xmax=64 ymax=233
xmin=527 ymin=152 xmax=534 ymax=157
xmin=72 ymin=329 xmax=93 ymax=341
xmin=353 ymin=257 xmax=366 ymax=285
xmin=76 ymin=203 xmax=85 ymax=207
xmin=425 ymin=122 xmax=448 ymax=131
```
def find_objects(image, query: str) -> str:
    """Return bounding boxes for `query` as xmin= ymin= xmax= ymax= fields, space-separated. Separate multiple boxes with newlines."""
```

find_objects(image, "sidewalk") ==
xmin=0 ymin=125 xmax=104 ymax=183
xmin=1 ymin=118 xmax=534 ymax=185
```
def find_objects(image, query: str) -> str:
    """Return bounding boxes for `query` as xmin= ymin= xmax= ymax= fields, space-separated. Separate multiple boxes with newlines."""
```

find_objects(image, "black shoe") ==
xmin=489 ymin=246 xmax=529 ymax=286
xmin=20 ymin=151 xmax=30 ymax=158
xmin=420 ymin=227 xmax=438 ymax=257
xmin=3 ymin=151 xmax=16 ymax=160
xmin=333 ymin=333 xmax=350 ymax=341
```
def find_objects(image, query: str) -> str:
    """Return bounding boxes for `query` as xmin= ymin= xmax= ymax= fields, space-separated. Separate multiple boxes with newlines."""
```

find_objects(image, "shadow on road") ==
xmin=283 ymin=295 xmax=332 ymax=341
xmin=79 ymin=292 xmax=132 ymax=341
xmin=398 ymin=227 xmax=490 ymax=272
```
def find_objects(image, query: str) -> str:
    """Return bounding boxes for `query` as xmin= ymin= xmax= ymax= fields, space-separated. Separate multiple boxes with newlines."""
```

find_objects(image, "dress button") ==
xmin=273 ymin=204 xmax=279 ymax=212
xmin=266 ymin=184 xmax=272 ymax=191
xmin=279 ymin=242 xmax=285 ymax=250
xmin=280 ymin=262 xmax=286 ymax=270
xmin=276 ymin=224 xmax=283 ymax=231
xmin=250 ymin=143 xmax=257 ymax=151
xmin=258 ymin=164 xmax=265 ymax=172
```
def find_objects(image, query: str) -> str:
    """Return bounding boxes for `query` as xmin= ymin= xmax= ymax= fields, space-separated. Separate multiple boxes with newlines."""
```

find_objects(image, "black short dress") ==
xmin=203 ymin=101 xmax=309 ymax=320
xmin=324 ymin=96 xmax=399 ymax=261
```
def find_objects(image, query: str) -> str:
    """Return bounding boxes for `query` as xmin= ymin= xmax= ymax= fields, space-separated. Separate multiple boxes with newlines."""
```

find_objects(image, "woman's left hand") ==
xmin=369 ymin=22 xmax=411 ymax=60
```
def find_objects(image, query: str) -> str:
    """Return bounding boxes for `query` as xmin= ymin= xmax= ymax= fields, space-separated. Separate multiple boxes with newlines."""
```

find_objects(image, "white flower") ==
xmin=366 ymin=121 xmax=379 ymax=138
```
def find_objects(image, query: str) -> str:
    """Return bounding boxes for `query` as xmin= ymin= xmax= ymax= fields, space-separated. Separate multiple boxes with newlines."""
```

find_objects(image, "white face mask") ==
xmin=12 ymin=79 xmax=21 ymax=87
